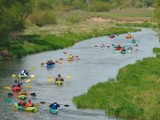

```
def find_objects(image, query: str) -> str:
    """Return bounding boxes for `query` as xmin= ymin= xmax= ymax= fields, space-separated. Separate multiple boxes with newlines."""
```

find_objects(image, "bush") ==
xmin=87 ymin=1 xmax=112 ymax=12
xmin=30 ymin=11 xmax=57 ymax=27
xmin=67 ymin=15 xmax=83 ymax=24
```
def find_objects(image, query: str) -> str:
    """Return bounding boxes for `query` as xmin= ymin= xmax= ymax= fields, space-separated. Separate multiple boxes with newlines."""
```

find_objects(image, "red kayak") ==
xmin=115 ymin=47 xmax=121 ymax=51
xmin=12 ymin=86 xmax=22 ymax=92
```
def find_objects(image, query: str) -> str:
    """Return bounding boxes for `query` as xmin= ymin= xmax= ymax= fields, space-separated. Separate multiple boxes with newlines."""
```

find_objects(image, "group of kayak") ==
xmin=45 ymin=55 xmax=75 ymax=69
xmin=10 ymin=69 xmax=64 ymax=114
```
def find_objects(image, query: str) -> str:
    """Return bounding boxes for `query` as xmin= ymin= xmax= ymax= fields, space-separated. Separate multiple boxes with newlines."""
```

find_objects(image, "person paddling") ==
xmin=23 ymin=99 xmax=34 ymax=108
xmin=55 ymin=74 xmax=64 ymax=81
xmin=20 ymin=70 xmax=28 ymax=77
xmin=12 ymin=80 xmax=22 ymax=87
xmin=49 ymin=100 xmax=60 ymax=110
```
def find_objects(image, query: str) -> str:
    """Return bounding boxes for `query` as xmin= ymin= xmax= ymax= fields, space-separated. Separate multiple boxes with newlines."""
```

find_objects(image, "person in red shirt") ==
xmin=23 ymin=99 xmax=34 ymax=108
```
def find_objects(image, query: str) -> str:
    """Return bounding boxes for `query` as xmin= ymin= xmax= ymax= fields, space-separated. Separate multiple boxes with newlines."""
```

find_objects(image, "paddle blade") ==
xmin=11 ymin=74 xmax=17 ymax=78
xmin=4 ymin=86 xmax=11 ymax=90
xmin=12 ymin=106 xmax=18 ymax=111
xmin=34 ymin=103 xmax=40 ymax=106
xmin=30 ymin=93 xmax=36 ymax=97
xmin=66 ymin=76 xmax=71 ymax=80
xmin=5 ymin=99 xmax=12 ymax=103
xmin=30 ymin=74 xmax=35 ymax=78
xmin=63 ymin=104 xmax=69 ymax=107
xmin=8 ymin=93 xmax=13 ymax=96
xmin=48 ymin=79 xmax=53 ymax=83
xmin=63 ymin=52 xmax=67 ymax=54
xmin=25 ymin=79 xmax=31 ymax=83
xmin=47 ymin=76 xmax=52 ymax=79
xmin=25 ymin=85 xmax=31 ymax=89
xmin=30 ymin=67 xmax=35 ymax=70
xmin=58 ymin=62 xmax=62 ymax=64
xmin=40 ymin=101 xmax=46 ymax=104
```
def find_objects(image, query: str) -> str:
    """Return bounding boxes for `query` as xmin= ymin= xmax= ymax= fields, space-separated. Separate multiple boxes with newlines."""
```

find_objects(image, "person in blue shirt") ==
xmin=49 ymin=101 xmax=60 ymax=110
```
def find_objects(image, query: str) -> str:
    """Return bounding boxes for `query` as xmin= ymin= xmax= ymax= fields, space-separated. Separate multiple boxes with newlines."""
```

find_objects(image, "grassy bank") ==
xmin=73 ymin=48 xmax=160 ymax=119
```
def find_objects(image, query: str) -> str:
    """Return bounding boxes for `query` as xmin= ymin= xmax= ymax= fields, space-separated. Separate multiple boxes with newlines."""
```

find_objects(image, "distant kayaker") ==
xmin=46 ymin=60 xmax=55 ymax=65
xmin=55 ymin=74 xmax=64 ymax=81
xmin=18 ymin=100 xmax=27 ymax=106
xmin=12 ymin=80 xmax=22 ymax=87
xmin=67 ymin=54 xmax=74 ymax=59
xmin=131 ymin=38 xmax=136 ymax=43
xmin=20 ymin=70 xmax=28 ymax=77
xmin=23 ymin=99 xmax=34 ymax=108
xmin=49 ymin=100 xmax=60 ymax=110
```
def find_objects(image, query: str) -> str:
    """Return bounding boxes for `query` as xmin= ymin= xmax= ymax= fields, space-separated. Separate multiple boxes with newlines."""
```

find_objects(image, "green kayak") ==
xmin=49 ymin=108 xmax=58 ymax=114
xmin=13 ymin=103 xmax=38 ymax=113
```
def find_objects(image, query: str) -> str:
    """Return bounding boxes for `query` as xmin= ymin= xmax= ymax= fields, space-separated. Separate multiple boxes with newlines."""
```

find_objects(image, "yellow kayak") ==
xmin=55 ymin=81 xmax=63 ymax=85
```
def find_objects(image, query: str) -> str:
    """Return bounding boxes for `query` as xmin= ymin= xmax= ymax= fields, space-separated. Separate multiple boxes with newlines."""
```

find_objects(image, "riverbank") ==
xmin=73 ymin=46 xmax=160 ymax=119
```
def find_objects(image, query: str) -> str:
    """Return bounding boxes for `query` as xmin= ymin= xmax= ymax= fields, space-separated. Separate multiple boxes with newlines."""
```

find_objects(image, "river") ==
xmin=0 ymin=28 xmax=159 ymax=120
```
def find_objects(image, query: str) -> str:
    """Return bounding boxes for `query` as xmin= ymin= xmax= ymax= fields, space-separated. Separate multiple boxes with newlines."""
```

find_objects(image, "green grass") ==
xmin=73 ymin=49 xmax=160 ymax=119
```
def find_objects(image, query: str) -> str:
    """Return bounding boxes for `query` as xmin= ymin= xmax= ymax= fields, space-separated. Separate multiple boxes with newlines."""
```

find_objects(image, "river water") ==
xmin=0 ymin=28 xmax=159 ymax=120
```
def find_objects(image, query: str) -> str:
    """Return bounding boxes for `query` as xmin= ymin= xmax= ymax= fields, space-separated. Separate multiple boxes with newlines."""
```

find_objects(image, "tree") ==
xmin=154 ymin=0 xmax=160 ymax=26
xmin=0 ymin=0 xmax=34 ymax=45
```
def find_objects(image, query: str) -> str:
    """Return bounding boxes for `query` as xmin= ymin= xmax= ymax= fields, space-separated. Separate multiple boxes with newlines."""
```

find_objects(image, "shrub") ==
xmin=30 ymin=11 xmax=57 ymax=27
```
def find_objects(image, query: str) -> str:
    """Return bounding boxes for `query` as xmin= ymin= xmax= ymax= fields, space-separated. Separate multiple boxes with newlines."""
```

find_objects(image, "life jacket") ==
xmin=24 ymin=101 xmax=33 ymax=108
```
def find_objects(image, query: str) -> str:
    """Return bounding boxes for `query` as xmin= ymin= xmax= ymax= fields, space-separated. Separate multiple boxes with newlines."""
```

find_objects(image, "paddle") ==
xmin=40 ymin=101 xmax=69 ymax=107
xmin=7 ymin=92 xmax=36 ymax=97
xmin=11 ymin=67 xmax=35 ymax=78
xmin=5 ymin=99 xmax=40 ymax=107
xmin=41 ymin=60 xmax=62 ymax=65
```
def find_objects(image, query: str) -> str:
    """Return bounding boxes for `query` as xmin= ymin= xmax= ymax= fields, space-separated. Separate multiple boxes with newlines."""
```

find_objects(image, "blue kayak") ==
xmin=49 ymin=108 xmax=58 ymax=114
xmin=46 ymin=64 xmax=55 ymax=69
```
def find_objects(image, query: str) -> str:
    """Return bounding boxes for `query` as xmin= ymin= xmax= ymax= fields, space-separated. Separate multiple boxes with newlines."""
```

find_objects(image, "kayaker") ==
xmin=18 ymin=100 xmax=27 ymax=107
xmin=46 ymin=60 xmax=55 ymax=65
xmin=131 ymin=38 xmax=136 ymax=43
xmin=17 ymin=89 xmax=27 ymax=96
xmin=23 ymin=99 xmax=34 ymax=108
xmin=12 ymin=80 xmax=22 ymax=87
xmin=49 ymin=101 xmax=60 ymax=110
xmin=20 ymin=70 xmax=28 ymax=77
xmin=55 ymin=74 xmax=64 ymax=81
xmin=67 ymin=54 xmax=74 ymax=59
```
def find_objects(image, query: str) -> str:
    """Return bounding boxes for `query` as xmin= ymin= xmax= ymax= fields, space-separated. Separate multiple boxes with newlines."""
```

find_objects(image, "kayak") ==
xmin=17 ymin=95 xmax=27 ymax=100
xmin=46 ymin=64 xmax=55 ymax=69
xmin=12 ymin=86 xmax=22 ymax=92
xmin=13 ymin=103 xmax=38 ymax=113
xmin=108 ymin=35 xmax=115 ymax=38
xmin=49 ymin=108 xmax=58 ymax=114
xmin=120 ymin=50 xmax=126 ymax=54
xmin=55 ymin=81 xmax=63 ymax=85
xmin=126 ymin=35 xmax=132 ymax=39
xmin=67 ymin=58 xmax=74 ymax=61
xmin=131 ymin=40 xmax=136 ymax=43
xmin=115 ymin=47 xmax=121 ymax=51
xmin=18 ymin=74 xmax=28 ymax=79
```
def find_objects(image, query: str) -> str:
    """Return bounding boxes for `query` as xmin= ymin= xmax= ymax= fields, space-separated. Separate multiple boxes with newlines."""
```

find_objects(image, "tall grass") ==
xmin=73 ymin=49 xmax=160 ymax=119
